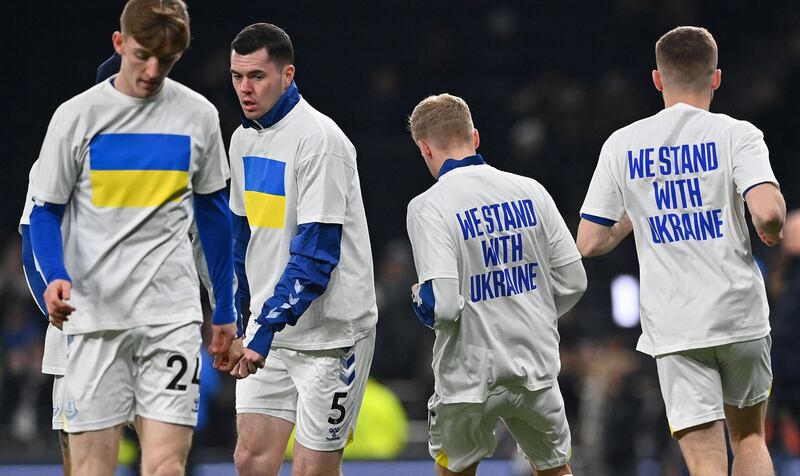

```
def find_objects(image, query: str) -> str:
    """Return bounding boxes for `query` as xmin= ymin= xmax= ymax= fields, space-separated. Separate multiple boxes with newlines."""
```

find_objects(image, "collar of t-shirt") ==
xmin=240 ymin=80 xmax=301 ymax=129
xmin=438 ymin=154 xmax=485 ymax=179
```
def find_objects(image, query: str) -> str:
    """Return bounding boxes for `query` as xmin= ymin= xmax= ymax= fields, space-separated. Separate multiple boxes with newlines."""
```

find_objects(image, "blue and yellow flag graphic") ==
xmin=243 ymin=156 xmax=286 ymax=228
xmin=89 ymin=133 xmax=191 ymax=208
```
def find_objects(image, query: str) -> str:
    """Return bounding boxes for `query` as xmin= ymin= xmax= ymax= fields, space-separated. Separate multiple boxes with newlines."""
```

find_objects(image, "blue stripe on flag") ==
xmin=90 ymin=134 xmax=191 ymax=171
xmin=243 ymin=156 xmax=286 ymax=196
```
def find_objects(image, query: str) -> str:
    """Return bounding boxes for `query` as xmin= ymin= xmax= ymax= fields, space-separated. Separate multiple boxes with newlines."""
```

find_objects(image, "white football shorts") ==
xmin=59 ymin=321 xmax=202 ymax=433
xmin=428 ymin=382 xmax=571 ymax=472
xmin=236 ymin=329 xmax=375 ymax=451
xmin=656 ymin=335 xmax=772 ymax=435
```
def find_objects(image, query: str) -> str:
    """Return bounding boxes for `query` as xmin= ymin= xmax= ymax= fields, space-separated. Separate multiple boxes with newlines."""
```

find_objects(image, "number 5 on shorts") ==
xmin=328 ymin=392 xmax=348 ymax=424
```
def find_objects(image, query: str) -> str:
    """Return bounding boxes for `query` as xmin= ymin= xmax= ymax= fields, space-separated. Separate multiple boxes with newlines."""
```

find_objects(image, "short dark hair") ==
xmin=121 ymin=0 xmax=190 ymax=55
xmin=231 ymin=23 xmax=294 ymax=66
xmin=655 ymin=26 xmax=717 ymax=91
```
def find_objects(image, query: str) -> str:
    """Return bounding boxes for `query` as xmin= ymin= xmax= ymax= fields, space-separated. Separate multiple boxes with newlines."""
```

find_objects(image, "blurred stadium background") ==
xmin=2 ymin=1 xmax=800 ymax=474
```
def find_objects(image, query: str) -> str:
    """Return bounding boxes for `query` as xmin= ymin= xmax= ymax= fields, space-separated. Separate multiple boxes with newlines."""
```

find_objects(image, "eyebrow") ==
xmin=230 ymin=69 xmax=267 ymax=76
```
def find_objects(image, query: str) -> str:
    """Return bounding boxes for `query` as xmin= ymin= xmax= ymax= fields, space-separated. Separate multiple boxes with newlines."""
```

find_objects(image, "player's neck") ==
xmin=662 ymin=92 xmax=711 ymax=111
xmin=431 ymin=148 xmax=477 ymax=177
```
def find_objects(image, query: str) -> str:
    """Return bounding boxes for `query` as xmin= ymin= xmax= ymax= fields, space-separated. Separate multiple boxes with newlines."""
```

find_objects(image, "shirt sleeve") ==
xmin=579 ymin=137 xmax=626 ymax=222
xmin=540 ymin=187 xmax=582 ymax=268
xmin=29 ymin=111 xmax=80 ymax=205
xmin=295 ymin=150 xmax=354 ymax=225
xmin=192 ymin=107 xmax=230 ymax=194
xmin=731 ymin=121 xmax=779 ymax=196
xmin=406 ymin=201 xmax=459 ymax=282
xmin=228 ymin=133 xmax=246 ymax=216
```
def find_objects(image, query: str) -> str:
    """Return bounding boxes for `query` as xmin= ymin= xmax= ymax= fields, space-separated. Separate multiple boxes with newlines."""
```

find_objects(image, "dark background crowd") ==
xmin=1 ymin=1 xmax=799 ymax=474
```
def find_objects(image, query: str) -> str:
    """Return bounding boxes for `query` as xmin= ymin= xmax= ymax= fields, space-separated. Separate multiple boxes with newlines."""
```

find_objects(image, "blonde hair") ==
xmin=655 ymin=26 xmax=717 ymax=91
xmin=409 ymin=93 xmax=474 ymax=148
xmin=121 ymin=0 xmax=190 ymax=55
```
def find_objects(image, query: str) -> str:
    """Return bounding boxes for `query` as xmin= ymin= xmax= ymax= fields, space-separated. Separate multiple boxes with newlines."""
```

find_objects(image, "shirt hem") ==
xmin=638 ymin=328 xmax=771 ymax=357
xmin=62 ymin=313 xmax=202 ymax=335
xmin=272 ymin=326 xmax=375 ymax=351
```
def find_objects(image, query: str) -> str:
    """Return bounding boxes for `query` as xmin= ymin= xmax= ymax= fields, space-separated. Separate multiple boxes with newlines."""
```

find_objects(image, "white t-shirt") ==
xmin=407 ymin=161 xmax=581 ymax=404
xmin=581 ymin=103 xmax=777 ymax=356
xmin=28 ymin=77 xmax=230 ymax=334
xmin=230 ymin=97 xmax=377 ymax=350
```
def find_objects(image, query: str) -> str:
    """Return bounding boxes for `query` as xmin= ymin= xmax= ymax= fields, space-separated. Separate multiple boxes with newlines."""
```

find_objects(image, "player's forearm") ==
xmin=551 ymin=260 xmax=587 ymax=317
xmin=411 ymin=278 xmax=464 ymax=329
xmin=746 ymin=183 xmax=786 ymax=239
xmin=245 ymin=223 xmax=342 ymax=355
xmin=20 ymin=224 xmax=48 ymax=317
xmin=193 ymin=190 xmax=236 ymax=326
xmin=29 ymin=203 xmax=70 ymax=284
xmin=577 ymin=215 xmax=632 ymax=257
xmin=232 ymin=213 xmax=251 ymax=336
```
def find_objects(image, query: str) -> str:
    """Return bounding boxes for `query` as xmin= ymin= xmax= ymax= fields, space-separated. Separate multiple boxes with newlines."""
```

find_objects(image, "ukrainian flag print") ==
xmin=243 ymin=156 xmax=286 ymax=229
xmin=89 ymin=133 xmax=191 ymax=208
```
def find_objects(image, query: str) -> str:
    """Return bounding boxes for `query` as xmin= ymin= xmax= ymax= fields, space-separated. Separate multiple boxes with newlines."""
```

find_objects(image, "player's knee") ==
xmin=234 ymin=443 xmax=280 ymax=476
xmin=143 ymin=459 xmax=186 ymax=476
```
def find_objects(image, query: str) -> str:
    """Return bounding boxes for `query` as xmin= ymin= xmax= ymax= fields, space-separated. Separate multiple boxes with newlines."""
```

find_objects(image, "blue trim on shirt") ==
xmin=20 ymin=225 xmax=47 ymax=316
xmin=580 ymin=213 xmax=616 ymax=227
xmin=438 ymin=154 xmax=485 ymax=178
xmin=240 ymin=81 xmax=301 ymax=129
xmin=29 ymin=203 xmax=70 ymax=284
xmin=96 ymin=53 xmax=120 ymax=84
xmin=232 ymin=213 xmax=251 ymax=337
xmin=246 ymin=222 xmax=343 ymax=356
xmin=411 ymin=280 xmax=435 ymax=329
xmin=194 ymin=190 xmax=236 ymax=326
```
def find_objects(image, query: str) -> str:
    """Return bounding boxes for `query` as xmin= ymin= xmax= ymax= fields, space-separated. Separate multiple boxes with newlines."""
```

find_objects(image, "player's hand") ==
xmin=209 ymin=322 xmax=237 ymax=357
xmin=44 ymin=279 xmax=75 ymax=330
xmin=230 ymin=348 xmax=265 ymax=379
xmin=213 ymin=336 xmax=244 ymax=371
xmin=757 ymin=228 xmax=782 ymax=247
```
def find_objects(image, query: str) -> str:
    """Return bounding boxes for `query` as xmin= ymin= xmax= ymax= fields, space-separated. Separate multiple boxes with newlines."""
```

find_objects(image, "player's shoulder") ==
xmin=164 ymin=78 xmax=219 ymax=116
xmin=406 ymin=185 xmax=442 ymax=220
xmin=293 ymin=99 xmax=355 ymax=154
xmin=51 ymin=82 xmax=108 ymax=119
xmin=709 ymin=111 xmax=763 ymax=139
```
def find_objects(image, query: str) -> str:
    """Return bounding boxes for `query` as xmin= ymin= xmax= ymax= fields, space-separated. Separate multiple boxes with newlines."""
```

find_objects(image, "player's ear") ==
xmin=283 ymin=64 xmax=295 ymax=88
xmin=112 ymin=31 xmax=125 ymax=56
xmin=473 ymin=128 xmax=480 ymax=150
xmin=652 ymin=70 xmax=664 ymax=91
xmin=711 ymin=69 xmax=721 ymax=91
xmin=417 ymin=139 xmax=432 ymax=161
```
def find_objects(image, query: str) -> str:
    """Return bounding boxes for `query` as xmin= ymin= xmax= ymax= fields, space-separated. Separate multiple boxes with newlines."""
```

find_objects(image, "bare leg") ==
xmin=725 ymin=401 xmax=774 ymax=476
xmin=435 ymin=461 xmax=478 ymax=476
xmin=291 ymin=441 xmax=344 ymax=476
xmin=135 ymin=417 xmax=193 ymax=476
xmin=58 ymin=430 xmax=72 ymax=476
xmin=536 ymin=463 xmax=573 ymax=475
xmin=674 ymin=420 xmax=727 ymax=476
xmin=235 ymin=413 xmax=294 ymax=476
xmin=69 ymin=425 xmax=124 ymax=476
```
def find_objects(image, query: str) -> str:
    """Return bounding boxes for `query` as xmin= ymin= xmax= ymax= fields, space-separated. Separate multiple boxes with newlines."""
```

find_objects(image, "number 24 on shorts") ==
xmin=166 ymin=354 xmax=200 ymax=391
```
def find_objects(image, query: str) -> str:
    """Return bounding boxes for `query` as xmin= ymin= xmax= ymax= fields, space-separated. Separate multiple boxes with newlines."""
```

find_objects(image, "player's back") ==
xmin=407 ymin=161 xmax=580 ymax=404
xmin=583 ymin=103 xmax=776 ymax=355
xmin=29 ymin=78 xmax=229 ymax=334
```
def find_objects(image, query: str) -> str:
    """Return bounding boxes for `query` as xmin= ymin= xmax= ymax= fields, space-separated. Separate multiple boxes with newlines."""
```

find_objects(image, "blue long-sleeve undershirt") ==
xmin=29 ymin=203 xmax=69 ymax=284
xmin=245 ymin=222 xmax=343 ymax=356
xmin=193 ymin=189 xmax=236 ymax=326
xmin=20 ymin=224 xmax=48 ymax=316
xmin=232 ymin=213 xmax=251 ymax=336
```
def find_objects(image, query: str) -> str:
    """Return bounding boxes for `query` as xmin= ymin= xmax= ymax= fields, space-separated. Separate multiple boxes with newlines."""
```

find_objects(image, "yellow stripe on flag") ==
xmin=245 ymin=190 xmax=286 ymax=228
xmin=90 ymin=170 xmax=188 ymax=207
